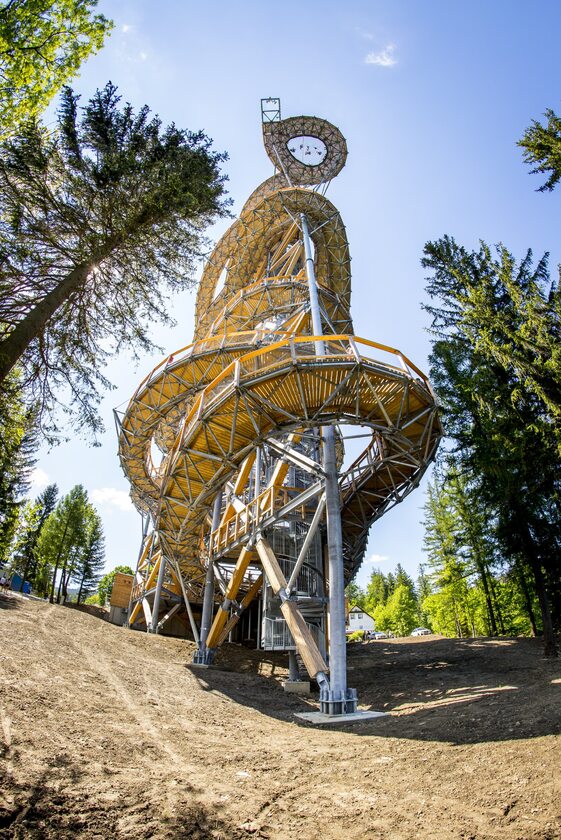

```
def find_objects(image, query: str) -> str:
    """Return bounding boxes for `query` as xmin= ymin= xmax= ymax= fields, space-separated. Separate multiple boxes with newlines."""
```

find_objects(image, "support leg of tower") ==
xmin=283 ymin=650 xmax=310 ymax=695
xmin=192 ymin=562 xmax=215 ymax=664
xmin=150 ymin=554 xmax=167 ymax=634
xmin=193 ymin=493 xmax=221 ymax=665
xmin=301 ymin=211 xmax=357 ymax=715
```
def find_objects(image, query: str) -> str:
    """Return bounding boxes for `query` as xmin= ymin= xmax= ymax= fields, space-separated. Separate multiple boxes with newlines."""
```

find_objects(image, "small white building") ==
xmin=346 ymin=605 xmax=375 ymax=633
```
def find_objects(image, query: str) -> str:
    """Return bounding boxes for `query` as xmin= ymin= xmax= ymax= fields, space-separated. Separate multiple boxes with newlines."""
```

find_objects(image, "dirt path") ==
xmin=1 ymin=594 xmax=560 ymax=839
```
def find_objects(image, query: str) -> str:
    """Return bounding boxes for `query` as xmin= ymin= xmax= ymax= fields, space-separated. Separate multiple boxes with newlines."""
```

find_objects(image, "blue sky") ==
xmin=31 ymin=0 xmax=561 ymax=588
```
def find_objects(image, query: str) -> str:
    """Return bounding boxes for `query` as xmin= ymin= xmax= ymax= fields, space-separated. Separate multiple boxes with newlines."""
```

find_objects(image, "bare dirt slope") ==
xmin=1 ymin=594 xmax=560 ymax=839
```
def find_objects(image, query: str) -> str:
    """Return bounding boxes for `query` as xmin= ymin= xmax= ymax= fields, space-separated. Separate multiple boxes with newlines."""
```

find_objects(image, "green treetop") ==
xmin=0 ymin=0 xmax=112 ymax=137
xmin=519 ymin=106 xmax=561 ymax=192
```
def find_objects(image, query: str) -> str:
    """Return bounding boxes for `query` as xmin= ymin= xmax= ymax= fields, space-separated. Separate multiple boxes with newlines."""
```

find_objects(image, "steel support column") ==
xmin=193 ymin=493 xmax=221 ymax=664
xmin=301 ymin=212 xmax=357 ymax=714
xmin=151 ymin=553 xmax=167 ymax=634
xmin=288 ymin=650 xmax=300 ymax=681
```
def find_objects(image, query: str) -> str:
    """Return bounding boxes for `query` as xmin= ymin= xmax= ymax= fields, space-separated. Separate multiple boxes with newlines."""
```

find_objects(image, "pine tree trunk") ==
xmin=489 ymin=575 xmax=506 ymax=634
xmin=77 ymin=573 xmax=85 ymax=604
xmin=453 ymin=598 xmax=462 ymax=638
xmin=18 ymin=555 xmax=31 ymax=592
xmin=0 ymin=262 xmax=92 ymax=382
xmin=49 ymin=557 xmax=60 ymax=605
xmin=516 ymin=564 xmax=538 ymax=637
xmin=62 ymin=563 xmax=73 ymax=603
xmin=56 ymin=558 xmax=66 ymax=603
xmin=520 ymin=526 xmax=557 ymax=656
xmin=49 ymin=517 xmax=70 ymax=604
xmin=477 ymin=561 xmax=498 ymax=635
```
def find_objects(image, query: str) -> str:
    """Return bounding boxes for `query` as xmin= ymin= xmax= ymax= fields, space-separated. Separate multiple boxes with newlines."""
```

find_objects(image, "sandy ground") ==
xmin=0 ymin=593 xmax=560 ymax=839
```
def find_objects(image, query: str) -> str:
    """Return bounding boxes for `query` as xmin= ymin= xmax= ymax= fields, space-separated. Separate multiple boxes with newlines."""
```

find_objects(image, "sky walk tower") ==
xmin=116 ymin=100 xmax=441 ymax=716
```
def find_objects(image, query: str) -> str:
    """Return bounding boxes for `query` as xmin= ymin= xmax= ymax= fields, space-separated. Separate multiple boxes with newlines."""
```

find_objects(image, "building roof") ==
xmin=348 ymin=605 xmax=375 ymax=620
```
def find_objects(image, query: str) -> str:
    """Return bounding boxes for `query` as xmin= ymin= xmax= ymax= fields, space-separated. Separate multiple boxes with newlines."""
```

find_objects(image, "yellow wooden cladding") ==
xmin=110 ymin=573 xmax=134 ymax=608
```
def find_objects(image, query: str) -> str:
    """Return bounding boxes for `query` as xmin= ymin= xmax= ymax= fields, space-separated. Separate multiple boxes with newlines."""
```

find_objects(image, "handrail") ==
xmin=125 ymin=330 xmax=430 ymax=411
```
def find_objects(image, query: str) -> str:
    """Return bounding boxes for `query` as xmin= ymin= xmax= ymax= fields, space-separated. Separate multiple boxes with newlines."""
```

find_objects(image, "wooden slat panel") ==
xmin=110 ymin=573 xmax=134 ymax=608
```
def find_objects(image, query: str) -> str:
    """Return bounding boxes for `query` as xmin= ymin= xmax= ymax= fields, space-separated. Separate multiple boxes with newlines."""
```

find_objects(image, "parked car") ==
xmin=411 ymin=627 xmax=431 ymax=636
xmin=371 ymin=631 xmax=388 ymax=640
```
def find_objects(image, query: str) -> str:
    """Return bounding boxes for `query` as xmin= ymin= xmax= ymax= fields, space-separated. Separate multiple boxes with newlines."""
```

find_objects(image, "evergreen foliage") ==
xmin=35 ymin=484 xmax=102 ymax=602
xmin=365 ymin=568 xmax=388 ymax=614
xmin=11 ymin=482 xmax=58 ymax=589
xmin=74 ymin=511 xmax=104 ymax=602
xmin=345 ymin=581 xmax=365 ymax=609
xmin=519 ymin=106 xmax=561 ymax=192
xmin=422 ymin=237 xmax=560 ymax=655
xmin=0 ymin=378 xmax=38 ymax=565
xmin=0 ymin=82 xmax=229 ymax=439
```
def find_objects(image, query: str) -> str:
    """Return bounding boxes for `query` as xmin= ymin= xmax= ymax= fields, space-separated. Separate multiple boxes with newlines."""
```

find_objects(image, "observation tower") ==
xmin=116 ymin=100 xmax=441 ymax=716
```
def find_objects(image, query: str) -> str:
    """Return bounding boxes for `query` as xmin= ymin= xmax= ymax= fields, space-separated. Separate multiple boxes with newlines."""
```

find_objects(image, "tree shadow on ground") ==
xmin=186 ymin=659 xmax=316 ymax=722
xmin=188 ymin=636 xmax=561 ymax=744
xmin=213 ymin=643 xmax=287 ymax=678
xmin=0 ymin=753 xmax=85 ymax=837
xmin=63 ymin=602 xmax=110 ymax=622
xmin=0 ymin=594 xmax=22 ymax=611
xmin=0 ymin=752 xmax=251 ymax=840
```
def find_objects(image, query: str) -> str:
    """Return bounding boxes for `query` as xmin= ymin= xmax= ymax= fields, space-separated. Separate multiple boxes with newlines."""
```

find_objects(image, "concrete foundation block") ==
xmin=282 ymin=680 xmax=311 ymax=695
xmin=294 ymin=709 xmax=387 ymax=725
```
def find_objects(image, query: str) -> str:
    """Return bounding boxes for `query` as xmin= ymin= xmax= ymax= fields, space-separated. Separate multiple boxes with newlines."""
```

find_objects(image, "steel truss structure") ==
xmin=116 ymin=99 xmax=441 ymax=714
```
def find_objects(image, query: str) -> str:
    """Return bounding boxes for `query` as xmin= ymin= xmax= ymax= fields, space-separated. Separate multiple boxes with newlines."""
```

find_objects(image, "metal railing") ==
xmin=262 ymin=616 xmax=325 ymax=653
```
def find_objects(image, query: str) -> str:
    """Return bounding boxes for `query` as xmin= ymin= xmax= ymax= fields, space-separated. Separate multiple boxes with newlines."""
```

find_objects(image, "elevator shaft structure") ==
xmin=116 ymin=100 xmax=441 ymax=714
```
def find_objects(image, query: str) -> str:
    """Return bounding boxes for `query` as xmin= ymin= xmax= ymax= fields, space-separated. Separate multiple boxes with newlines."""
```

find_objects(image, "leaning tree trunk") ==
xmin=0 ymin=228 xmax=126 ymax=383
xmin=0 ymin=263 xmax=92 ymax=382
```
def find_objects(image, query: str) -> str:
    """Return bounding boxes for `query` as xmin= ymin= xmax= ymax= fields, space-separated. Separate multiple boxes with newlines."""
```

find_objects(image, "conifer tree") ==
xmin=519 ymin=106 xmax=561 ymax=191
xmin=0 ymin=379 xmax=38 ymax=565
xmin=345 ymin=581 xmax=366 ymax=609
xmin=0 ymin=83 xmax=229 ymax=439
xmin=74 ymin=511 xmax=104 ymax=603
xmin=12 ymin=482 xmax=58 ymax=590
xmin=423 ymin=239 xmax=560 ymax=655
xmin=364 ymin=568 xmax=388 ymax=615
xmin=36 ymin=484 xmax=89 ymax=602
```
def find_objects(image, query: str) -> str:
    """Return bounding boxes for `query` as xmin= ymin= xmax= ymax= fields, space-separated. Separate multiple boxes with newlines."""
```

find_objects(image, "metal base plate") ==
xmin=294 ymin=710 xmax=387 ymax=725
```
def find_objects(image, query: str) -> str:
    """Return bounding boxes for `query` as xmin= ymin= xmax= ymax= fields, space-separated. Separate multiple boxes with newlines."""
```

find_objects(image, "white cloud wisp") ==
xmin=91 ymin=487 xmax=134 ymax=512
xmin=30 ymin=467 xmax=49 ymax=491
xmin=364 ymin=553 xmax=390 ymax=567
xmin=365 ymin=44 xmax=397 ymax=67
